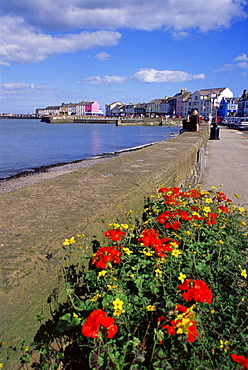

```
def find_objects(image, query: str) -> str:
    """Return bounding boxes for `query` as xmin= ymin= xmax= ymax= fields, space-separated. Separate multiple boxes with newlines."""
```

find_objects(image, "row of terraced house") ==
xmin=36 ymin=88 xmax=248 ymax=120
xmin=106 ymin=87 xmax=248 ymax=119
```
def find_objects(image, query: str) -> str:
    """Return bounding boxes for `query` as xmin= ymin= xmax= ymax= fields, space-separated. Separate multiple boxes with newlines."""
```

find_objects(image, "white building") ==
xmin=184 ymin=87 xmax=233 ymax=120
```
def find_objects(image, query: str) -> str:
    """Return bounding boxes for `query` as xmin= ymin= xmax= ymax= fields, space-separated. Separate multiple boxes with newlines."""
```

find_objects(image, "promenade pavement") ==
xmin=202 ymin=125 xmax=248 ymax=206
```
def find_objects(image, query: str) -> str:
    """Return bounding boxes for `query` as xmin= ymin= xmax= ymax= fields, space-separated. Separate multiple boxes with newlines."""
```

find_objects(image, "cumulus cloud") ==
xmin=1 ymin=0 xmax=247 ymax=32
xmin=217 ymin=53 xmax=248 ymax=71
xmin=1 ymin=0 xmax=247 ymax=65
xmin=1 ymin=82 xmax=54 ymax=94
xmin=95 ymin=52 xmax=111 ymax=61
xmin=0 ymin=16 xmax=121 ymax=65
xmin=77 ymin=75 xmax=127 ymax=85
xmin=134 ymin=68 xmax=205 ymax=83
xmin=77 ymin=68 xmax=205 ymax=85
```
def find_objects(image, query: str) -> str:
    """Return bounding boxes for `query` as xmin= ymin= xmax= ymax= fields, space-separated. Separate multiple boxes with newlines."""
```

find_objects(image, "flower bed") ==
xmin=1 ymin=186 xmax=247 ymax=369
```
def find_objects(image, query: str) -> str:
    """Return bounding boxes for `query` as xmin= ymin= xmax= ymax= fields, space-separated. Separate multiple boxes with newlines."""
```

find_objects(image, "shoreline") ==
xmin=0 ymin=142 xmax=157 ymax=194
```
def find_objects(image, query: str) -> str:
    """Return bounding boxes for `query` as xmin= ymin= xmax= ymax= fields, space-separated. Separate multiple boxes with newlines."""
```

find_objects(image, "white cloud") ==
xmin=0 ymin=16 xmax=121 ymax=65
xmin=1 ymin=0 xmax=247 ymax=32
xmin=95 ymin=52 xmax=111 ymax=61
xmin=0 ymin=82 xmax=55 ymax=95
xmin=234 ymin=53 xmax=248 ymax=62
xmin=134 ymin=68 xmax=205 ymax=83
xmin=77 ymin=75 xmax=127 ymax=85
xmin=217 ymin=53 xmax=248 ymax=71
xmin=77 ymin=68 xmax=205 ymax=85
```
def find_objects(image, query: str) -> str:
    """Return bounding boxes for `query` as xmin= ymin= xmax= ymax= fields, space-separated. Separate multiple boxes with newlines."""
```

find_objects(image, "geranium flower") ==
xmin=92 ymin=246 xmax=121 ymax=269
xmin=104 ymin=228 xmax=126 ymax=241
xmin=231 ymin=354 xmax=248 ymax=369
xmin=178 ymin=279 xmax=213 ymax=304
xmin=82 ymin=309 xmax=118 ymax=339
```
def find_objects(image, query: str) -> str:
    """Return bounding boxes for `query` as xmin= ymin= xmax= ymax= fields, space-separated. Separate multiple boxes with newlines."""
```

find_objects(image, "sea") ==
xmin=0 ymin=118 xmax=181 ymax=179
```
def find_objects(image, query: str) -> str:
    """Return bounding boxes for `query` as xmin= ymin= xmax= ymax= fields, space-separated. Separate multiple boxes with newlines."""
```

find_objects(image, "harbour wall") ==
xmin=0 ymin=124 xmax=209 ymax=365
xmin=40 ymin=115 xmax=183 ymax=126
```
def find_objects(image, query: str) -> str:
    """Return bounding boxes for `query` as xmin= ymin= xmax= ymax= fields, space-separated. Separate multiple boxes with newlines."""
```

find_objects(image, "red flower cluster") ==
xmin=178 ymin=279 xmax=213 ymax=304
xmin=218 ymin=205 xmax=230 ymax=214
xmin=104 ymin=228 xmax=126 ymax=241
xmin=138 ymin=229 xmax=178 ymax=257
xmin=231 ymin=354 xmax=248 ymax=369
xmin=158 ymin=304 xmax=198 ymax=343
xmin=205 ymin=212 xmax=218 ymax=226
xmin=92 ymin=246 xmax=121 ymax=269
xmin=82 ymin=309 xmax=118 ymax=339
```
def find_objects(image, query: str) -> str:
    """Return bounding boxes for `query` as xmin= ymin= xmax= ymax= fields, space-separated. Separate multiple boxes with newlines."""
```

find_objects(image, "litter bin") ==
xmin=209 ymin=122 xmax=220 ymax=140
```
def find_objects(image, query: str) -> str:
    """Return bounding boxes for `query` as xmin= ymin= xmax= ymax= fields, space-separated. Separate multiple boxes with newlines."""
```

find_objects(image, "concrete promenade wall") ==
xmin=0 ymin=124 xmax=209 ymax=364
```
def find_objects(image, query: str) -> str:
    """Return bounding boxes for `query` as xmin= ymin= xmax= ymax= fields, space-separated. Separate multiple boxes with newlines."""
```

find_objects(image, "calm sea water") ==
xmin=0 ymin=118 xmax=180 ymax=179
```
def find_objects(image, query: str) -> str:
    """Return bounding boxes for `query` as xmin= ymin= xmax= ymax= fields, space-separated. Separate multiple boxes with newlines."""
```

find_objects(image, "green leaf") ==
xmin=56 ymin=313 xmax=81 ymax=333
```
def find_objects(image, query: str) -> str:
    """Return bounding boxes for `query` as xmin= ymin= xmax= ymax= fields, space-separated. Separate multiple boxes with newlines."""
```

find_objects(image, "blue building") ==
xmin=218 ymin=97 xmax=238 ymax=117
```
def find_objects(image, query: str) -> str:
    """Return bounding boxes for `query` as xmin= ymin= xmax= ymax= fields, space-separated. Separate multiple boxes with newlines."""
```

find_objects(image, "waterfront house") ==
xmin=183 ymin=87 xmax=233 ymax=120
xmin=170 ymin=89 xmax=192 ymax=117
xmin=237 ymin=89 xmax=248 ymax=116
xmin=218 ymin=97 xmax=238 ymax=118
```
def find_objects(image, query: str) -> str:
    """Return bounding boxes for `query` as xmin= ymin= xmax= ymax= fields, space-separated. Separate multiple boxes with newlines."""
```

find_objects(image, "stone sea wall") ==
xmin=0 ymin=124 xmax=209 ymax=365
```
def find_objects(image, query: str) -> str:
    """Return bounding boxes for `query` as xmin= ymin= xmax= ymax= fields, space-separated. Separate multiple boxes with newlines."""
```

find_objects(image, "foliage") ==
xmin=1 ymin=186 xmax=248 ymax=370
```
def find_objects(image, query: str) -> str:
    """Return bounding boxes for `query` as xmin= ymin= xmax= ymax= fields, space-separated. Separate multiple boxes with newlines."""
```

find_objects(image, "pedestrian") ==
xmin=188 ymin=108 xmax=200 ymax=132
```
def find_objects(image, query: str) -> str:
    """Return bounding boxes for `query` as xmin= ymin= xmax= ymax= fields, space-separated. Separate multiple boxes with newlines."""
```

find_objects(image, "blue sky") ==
xmin=0 ymin=0 xmax=248 ymax=114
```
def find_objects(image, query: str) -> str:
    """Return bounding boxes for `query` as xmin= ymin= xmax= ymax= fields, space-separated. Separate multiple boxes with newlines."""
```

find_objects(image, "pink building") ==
xmin=85 ymin=100 xmax=100 ymax=114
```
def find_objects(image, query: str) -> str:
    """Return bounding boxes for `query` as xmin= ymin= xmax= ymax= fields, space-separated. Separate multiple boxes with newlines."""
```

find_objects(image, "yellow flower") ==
xmin=23 ymin=346 xmax=29 ymax=351
xmin=192 ymin=212 xmax=201 ymax=218
xmin=140 ymin=250 xmax=154 ymax=256
xmin=0 ymin=364 xmax=3 ymax=368
xmin=107 ymin=285 xmax=118 ymax=290
xmin=203 ymin=206 xmax=211 ymax=213
xmin=176 ymin=317 xmax=193 ymax=334
xmin=146 ymin=305 xmax=156 ymax=311
xmin=241 ymin=297 xmax=245 ymax=302
xmin=90 ymin=294 xmax=101 ymax=301
xmin=113 ymin=298 xmax=125 ymax=316
xmin=238 ymin=207 xmax=245 ymax=212
xmin=97 ymin=270 xmax=108 ymax=278
xmin=120 ymin=224 xmax=129 ymax=229
xmin=184 ymin=230 xmax=191 ymax=236
xmin=155 ymin=269 xmax=163 ymax=277
xmin=108 ymin=223 xmax=120 ymax=229
xmin=77 ymin=234 xmax=85 ymax=237
xmin=122 ymin=247 xmax=133 ymax=255
xmin=217 ymin=240 xmax=225 ymax=244
xmin=170 ymin=241 xmax=179 ymax=249
xmin=178 ymin=273 xmax=186 ymax=283
xmin=113 ymin=298 xmax=124 ymax=308
xmin=171 ymin=249 xmax=182 ymax=257
xmin=205 ymin=198 xmax=213 ymax=204
xmin=63 ymin=237 xmax=75 ymax=246
xmin=240 ymin=221 xmax=247 ymax=226
xmin=211 ymin=310 xmax=215 ymax=314
xmin=219 ymin=340 xmax=229 ymax=352
xmin=234 ymin=193 xmax=241 ymax=198
xmin=211 ymin=186 xmax=217 ymax=189
xmin=241 ymin=270 xmax=247 ymax=279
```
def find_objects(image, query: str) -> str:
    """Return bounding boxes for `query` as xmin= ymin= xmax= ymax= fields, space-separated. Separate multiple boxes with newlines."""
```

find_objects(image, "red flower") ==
xmin=104 ymin=228 xmax=125 ymax=241
xmin=165 ymin=220 xmax=182 ymax=230
xmin=218 ymin=205 xmax=230 ymax=214
xmin=187 ymin=321 xmax=198 ymax=343
xmin=231 ymin=354 xmax=248 ymax=369
xmin=138 ymin=228 xmax=159 ymax=246
xmin=215 ymin=191 xmax=227 ymax=202
xmin=92 ymin=246 xmax=121 ymax=269
xmin=82 ymin=309 xmax=118 ymax=339
xmin=178 ymin=279 xmax=213 ymax=304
